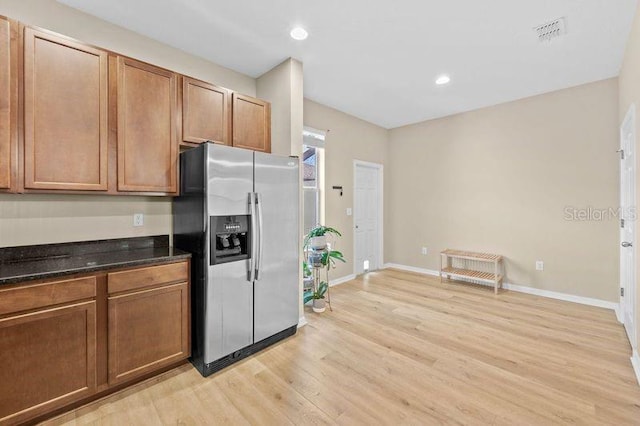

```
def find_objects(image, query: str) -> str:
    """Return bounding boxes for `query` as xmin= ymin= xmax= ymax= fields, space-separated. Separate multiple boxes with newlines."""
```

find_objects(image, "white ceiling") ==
xmin=60 ymin=0 xmax=637 ymax=129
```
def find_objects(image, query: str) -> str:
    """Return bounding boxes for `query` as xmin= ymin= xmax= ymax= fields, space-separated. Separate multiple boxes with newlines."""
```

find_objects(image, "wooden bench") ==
xmin=440 ymin=249 xmax=504 ymax=294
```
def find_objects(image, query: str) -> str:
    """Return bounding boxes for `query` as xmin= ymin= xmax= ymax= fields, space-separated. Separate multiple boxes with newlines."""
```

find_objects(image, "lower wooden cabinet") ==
xmin=0 ymin=300 xmax=97 ymax=425
xmin=108 ymin=281 xmax=189 ymax=385
xmin=0 ymin=259 xmax=190 ymax=424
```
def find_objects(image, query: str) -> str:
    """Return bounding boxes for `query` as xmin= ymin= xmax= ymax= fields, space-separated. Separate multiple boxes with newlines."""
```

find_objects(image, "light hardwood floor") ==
xmin=43 ymin=269 xmax=640 ymax=425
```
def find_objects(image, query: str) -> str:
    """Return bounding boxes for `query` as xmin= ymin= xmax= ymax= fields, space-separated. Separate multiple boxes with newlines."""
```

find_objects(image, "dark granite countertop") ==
xmin=0 ymin=235 xmax=191 ymax=286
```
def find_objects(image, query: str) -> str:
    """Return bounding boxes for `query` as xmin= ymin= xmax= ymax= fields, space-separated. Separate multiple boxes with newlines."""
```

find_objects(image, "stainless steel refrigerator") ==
xmin=173 ymin=142 xmax=299 ymax=377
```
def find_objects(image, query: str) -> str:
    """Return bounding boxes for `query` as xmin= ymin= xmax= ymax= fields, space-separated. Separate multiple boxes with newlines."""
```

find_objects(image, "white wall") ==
xmin=386 ymin=79 xmax=620 ymax=302
xmin=304 ymin=99 xmax=389 ymax=280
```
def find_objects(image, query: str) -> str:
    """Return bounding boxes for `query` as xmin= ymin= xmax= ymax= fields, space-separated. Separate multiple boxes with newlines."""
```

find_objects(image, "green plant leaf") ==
xmin=318 ymin=281 xmax=329 ymax=297
xmin=329 ymin=250 xmax=346 ymax=262
xmin=302 ymin=261 xmax=312 ymax=277
xmin=303 ymin=290 xmax=314 ymax=304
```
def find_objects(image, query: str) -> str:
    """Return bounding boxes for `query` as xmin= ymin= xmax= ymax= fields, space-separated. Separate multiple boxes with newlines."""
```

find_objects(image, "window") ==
xmin=302 ymin=127 xmax=326 ymax=236
xmin=303 ymin=145 xmax=318 ymax=189
xmin=303 ymin=145 xmax=321 ymax=234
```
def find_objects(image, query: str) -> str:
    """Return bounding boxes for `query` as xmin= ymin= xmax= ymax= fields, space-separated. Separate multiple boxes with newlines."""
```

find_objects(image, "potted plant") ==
xmin=304 ymin=225 xmax=342 ymax=250
xmin=302 ymin=225 xmax=346 ymax=313
xmin=303 ymin=281 xmax=328 ymax=313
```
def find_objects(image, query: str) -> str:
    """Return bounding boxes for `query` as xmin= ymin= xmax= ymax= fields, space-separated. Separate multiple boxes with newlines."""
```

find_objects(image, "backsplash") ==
xmin=0 ymin=194 xmax=172 ymax=247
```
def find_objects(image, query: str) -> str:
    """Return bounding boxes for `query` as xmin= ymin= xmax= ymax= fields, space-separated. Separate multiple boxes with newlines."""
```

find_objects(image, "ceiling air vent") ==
xmin=534 ymin=17 xmax=566 ymax=42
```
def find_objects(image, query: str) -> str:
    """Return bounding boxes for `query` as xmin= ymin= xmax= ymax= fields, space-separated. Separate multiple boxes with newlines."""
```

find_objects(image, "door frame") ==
xmin=353 ymin=160 xmax=384 ymax=275
xmin=620 ymin=103 xmax=637 ymax=349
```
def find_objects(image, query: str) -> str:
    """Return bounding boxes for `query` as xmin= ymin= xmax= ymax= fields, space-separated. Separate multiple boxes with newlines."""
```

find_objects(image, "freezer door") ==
xmin=253 ymin=152 xmax=300 ymax=342
xmin=205 ymin=260 xmax=253 ymax=363
xmin=203 ymin=143 xmax=255 ymax=363
xmin=205 ymin=143 xmax=254 ymax=216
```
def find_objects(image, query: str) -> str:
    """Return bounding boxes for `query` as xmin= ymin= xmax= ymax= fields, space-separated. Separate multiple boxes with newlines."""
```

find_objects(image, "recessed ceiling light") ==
xmin=290 ymin=27 xmax=308 ymax=41
xmin=435 ymin=74 xmax=451 ymax=85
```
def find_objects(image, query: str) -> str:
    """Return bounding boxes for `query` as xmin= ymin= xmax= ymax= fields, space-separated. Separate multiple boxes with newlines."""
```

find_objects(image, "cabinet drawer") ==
xmin=0 ymin=276 xmax=96 ymax=316
xmin=108 ymin=261 xmax=188 ymax=294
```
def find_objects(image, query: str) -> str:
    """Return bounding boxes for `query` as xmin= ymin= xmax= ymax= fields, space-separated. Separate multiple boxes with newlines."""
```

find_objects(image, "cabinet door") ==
xmin=182 ymin=77 xmax=230 ymax=145
xmin=117 ymin=57 xmax=178 ymax=193
xmin=0 ymin=301 xmax=97 ymax=424
xmin=0 ymin=17 xmax=16 ymax=192
xmin=108 ymin=282 xmax=189 ymax=385
xmin=232 ymin=93 xmax=271 ymax=153
xmin=24 ymin=28 xmax=108 ymax=191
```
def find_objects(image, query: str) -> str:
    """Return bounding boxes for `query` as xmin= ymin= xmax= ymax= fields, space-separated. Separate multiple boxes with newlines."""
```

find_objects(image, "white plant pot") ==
xmin=308 ymin=251 xmax=323 ymax=267
xmin=312 ymin=298 xmax=326 ymax=313
xmin=309 ymin=236 xmax=327 ymax=250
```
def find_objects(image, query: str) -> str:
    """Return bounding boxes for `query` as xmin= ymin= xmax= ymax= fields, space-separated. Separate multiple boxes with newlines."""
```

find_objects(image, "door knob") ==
xmin=622 ymin=241 xmax=633 ymax=248
xmin=355 ymin=225 xmax=359 ymax=229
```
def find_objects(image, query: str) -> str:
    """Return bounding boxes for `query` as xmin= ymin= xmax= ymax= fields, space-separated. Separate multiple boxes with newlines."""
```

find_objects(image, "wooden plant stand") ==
xmin=440 ymin=249 xmax=503 ymax=294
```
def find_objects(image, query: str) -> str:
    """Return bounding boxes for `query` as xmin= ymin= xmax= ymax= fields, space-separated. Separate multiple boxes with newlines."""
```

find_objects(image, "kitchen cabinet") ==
xmin=23 ymin=27 xmax=109 ymax=191
xmin=117 ymin=57 xmax=178 ymax=193
xmin=0 ymin=259 xmax=190 ymax=424
xmin=1 ymin=15 xmax=276 ymax=195
xmin=0 ymin=276 xmax=97 ymax=425
xmin=107 ymin=262 xmax=190 ymax=385
xmin=232 ymin=93 xmax=271 ymax=153
xmin=0 ymin=16 xmax=16 ymax=192
xmin=182 ymin=76 xmax=231 ymax=146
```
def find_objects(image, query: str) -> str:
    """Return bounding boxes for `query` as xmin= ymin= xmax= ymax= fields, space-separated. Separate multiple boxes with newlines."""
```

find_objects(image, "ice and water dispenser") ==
xmin=209 ymin=215 xmax=250 ymax=265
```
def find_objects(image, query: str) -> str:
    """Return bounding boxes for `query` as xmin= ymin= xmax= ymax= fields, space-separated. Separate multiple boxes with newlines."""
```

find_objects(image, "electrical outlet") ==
xmin=536 ymin=260 xmax=544 ymax=271
xmin=133 ymin=213 xmax=144 ymax=227
xmin=421 ymin=247 xmax=428 ymax=255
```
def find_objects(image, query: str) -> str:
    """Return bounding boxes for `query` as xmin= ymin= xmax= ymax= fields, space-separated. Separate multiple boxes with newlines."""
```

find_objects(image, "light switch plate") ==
xmin=535 ymin=260 xmax=544 ymax=271
xmin=421 ymin=247 xmax=428 ymax=255
xmin=346 ymin=208 xmax=352 ymax=216
xmin=133 ymin=213 xmax=144 ymax=227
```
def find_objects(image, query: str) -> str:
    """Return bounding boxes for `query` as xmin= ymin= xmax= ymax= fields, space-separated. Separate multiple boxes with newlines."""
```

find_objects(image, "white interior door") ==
xmin=354 ymin=162 xmax=381 ymax=275
xmin=620 ymin=104 xmax=637 ymax=349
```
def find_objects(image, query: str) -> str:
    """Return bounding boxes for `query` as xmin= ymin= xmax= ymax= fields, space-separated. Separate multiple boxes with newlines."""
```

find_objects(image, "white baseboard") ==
xmin=330 ymin=274 xmax=356 ymax=287
xmin=615 ymin=305 xmax=624 ymax=323
xmin=297 ymin=316 xmax=308 ymax=328
xmin=383 ymin=263 xmax=440 ymax=277
xmin=501 ymin=282 xmax=618 ymax=311
xmin=382 ymin=263 xmax=618 ymax=312
xmin=631 ymin=350 xmax=640 ymax=386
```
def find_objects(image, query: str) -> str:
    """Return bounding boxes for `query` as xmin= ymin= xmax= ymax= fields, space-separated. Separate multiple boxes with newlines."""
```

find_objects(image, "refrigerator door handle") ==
xmin=255 ymin=192 xmax=264 ymax=280
xmin=248 ymin=192 xmax=257 ymax=281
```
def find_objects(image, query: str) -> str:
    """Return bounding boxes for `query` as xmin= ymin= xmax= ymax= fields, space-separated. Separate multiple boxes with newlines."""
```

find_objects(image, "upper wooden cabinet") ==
xmin=117 ymin=57 xmax=178 ymax=193
xmin=1 ymin=18 xmax=275 ymax=195
xmin=232 ymin=93 xmax=271 ymax=153
xmin=181 ymin=76 xmax=230 ymax=146
xmin=23 ymin=28 xmax=108 ymax=191
xmin=0 ymin=17 xmax=16 ymax=192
